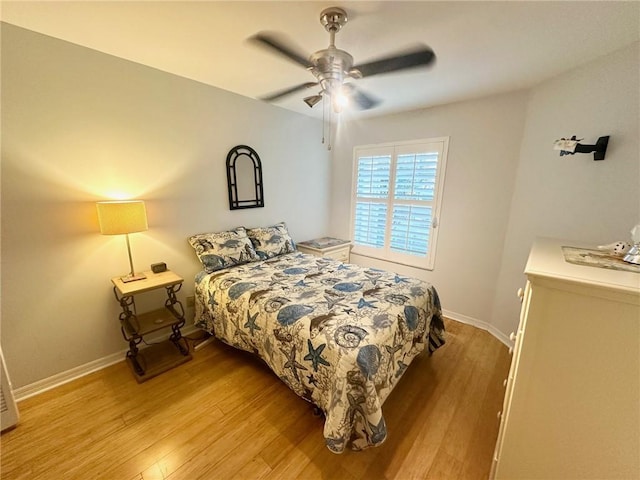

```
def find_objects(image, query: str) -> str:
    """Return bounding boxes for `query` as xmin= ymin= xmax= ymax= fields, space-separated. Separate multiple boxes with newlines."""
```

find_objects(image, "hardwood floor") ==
xmin=1 ymin=319 xmax=511 ymax=480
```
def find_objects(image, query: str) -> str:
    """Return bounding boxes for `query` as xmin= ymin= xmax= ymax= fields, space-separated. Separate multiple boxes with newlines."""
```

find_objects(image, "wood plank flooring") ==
xmin=0 ymin=319 xmax=511 ymax=480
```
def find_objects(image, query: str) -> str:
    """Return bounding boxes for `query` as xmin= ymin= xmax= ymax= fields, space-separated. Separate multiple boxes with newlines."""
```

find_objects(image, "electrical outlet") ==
xmin=186 ymin=295 xmax=195 ymax=308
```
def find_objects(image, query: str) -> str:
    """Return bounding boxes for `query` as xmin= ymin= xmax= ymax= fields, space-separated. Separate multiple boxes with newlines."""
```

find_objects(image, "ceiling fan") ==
xmin=251 ymin=6 xmax=436 ymax=113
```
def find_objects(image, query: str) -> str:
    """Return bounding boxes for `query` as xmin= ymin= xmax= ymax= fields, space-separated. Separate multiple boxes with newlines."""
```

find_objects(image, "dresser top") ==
xmin=526 ymin=237 xmax=640 ymax=294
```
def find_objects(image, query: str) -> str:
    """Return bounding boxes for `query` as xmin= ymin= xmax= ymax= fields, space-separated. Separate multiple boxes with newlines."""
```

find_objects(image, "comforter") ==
xmin=194 ymin=252 xmax=445 ymax=452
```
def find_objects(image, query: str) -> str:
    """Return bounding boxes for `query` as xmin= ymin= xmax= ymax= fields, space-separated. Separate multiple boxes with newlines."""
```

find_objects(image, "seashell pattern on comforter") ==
xmin=194 ymin=251 xmax=445 ymax=453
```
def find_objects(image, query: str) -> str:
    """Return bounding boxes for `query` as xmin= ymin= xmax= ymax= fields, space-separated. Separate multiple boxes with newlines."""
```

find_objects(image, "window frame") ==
xmin=349 ymin=137 xmax=449 ymax=270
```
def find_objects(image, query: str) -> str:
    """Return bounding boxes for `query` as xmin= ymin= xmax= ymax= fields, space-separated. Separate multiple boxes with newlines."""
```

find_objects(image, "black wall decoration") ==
xmin=226 ymin=145 xmax=264 ymax=210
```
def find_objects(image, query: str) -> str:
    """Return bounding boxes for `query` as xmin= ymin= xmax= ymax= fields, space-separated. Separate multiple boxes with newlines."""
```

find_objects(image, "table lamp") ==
xmin=96 ymin=200 xmax=148 ymax=282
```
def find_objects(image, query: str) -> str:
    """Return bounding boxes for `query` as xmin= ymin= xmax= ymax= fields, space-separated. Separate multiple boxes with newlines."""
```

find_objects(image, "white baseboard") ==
xmin=442 ymin=309 xmax=512 ymax=347
xmin=15 ymin=314 xmax=509 ymax=402
xmin=14 ymin=351 xmax=126 ymax=402
xmin=14 ymin=325 xmax=199 ymax=402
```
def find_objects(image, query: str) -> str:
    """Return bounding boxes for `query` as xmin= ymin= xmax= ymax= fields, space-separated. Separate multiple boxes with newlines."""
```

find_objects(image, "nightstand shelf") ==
xmin=297 ymin=237 xmax=351 ymax=263
xmin=121 ymin=307 xmax=182 ymax=338
xmin=111 ymin=270 xmax=192 ymax=383
xmin=126 ymin=341 xmax=191 ymax=384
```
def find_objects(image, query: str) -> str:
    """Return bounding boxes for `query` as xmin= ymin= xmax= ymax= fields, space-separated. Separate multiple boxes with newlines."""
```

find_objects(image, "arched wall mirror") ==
xmin=226 ymin=145 xmax=264 ymax=210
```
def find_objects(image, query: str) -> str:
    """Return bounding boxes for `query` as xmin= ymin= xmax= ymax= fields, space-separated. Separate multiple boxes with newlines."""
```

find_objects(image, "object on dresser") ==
xmin=596 ymin=241 xmax=631 ymax=256
xmin=623 ymin=224 xmax=640 ymax=265
xmin=562 ymin=246 xmax=640 ymax=274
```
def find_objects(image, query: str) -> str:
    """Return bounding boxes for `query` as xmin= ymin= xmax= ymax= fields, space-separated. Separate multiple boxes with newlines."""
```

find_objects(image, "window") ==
xmin=350 ymin=138 xmax=449 ymax=270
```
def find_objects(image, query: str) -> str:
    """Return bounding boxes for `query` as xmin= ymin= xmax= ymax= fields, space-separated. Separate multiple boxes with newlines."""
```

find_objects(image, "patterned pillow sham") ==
xmin=246 ymin=222 xmax=296 ymax=259
xmin=188 ymin=227 xmax=259 ymax=273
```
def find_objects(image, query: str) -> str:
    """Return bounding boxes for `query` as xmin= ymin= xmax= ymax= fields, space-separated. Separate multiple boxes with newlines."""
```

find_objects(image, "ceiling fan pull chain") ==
xmin=328 ymin=102 xmax=330 ymax=149
xmin=327 ymin=98 xmax=332 ymax=151
xmin=322 ymin=95 xmax=326 ymax=145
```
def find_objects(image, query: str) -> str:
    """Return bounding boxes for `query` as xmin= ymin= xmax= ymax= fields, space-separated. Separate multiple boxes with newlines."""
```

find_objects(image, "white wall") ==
xmin=1 ymin=23 xmax=331 ymax=389
xmin=491 ymin=43 xmax=640 ymax=335
xmin=329 ymin=92 xmax=529 ymax=337
xmin=329 ymin=42 xmax=639 ymax=341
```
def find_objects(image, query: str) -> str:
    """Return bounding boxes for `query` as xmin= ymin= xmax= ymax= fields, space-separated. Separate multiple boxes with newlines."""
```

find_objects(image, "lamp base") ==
xmin=121 ymin=272 xmax=147 ymax=283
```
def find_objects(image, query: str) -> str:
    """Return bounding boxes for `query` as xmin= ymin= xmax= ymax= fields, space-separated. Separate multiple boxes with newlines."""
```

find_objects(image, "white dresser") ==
xmin=492 ymin=237 xmax=640 ymax=480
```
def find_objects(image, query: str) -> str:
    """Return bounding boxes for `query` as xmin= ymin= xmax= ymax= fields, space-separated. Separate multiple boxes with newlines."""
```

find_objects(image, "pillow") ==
xmin=246 ymin=222 xmax=296 ymax=259
xmin=188 ymin=227 xmax=259 ymax=273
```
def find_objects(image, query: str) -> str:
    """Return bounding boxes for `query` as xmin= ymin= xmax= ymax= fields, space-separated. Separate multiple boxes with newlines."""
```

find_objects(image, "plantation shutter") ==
xmin=390 ymin=151 xmax=438 ymax=256
xmin=351 ymin=138 xmax=448 ymax=270
xmin=353 ymin=151 xmax=392 ymax=250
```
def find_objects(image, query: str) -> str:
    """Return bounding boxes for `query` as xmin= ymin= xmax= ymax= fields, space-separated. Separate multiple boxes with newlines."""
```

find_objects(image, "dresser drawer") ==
xmin=323 ymin=246 xmax=350 ymax=262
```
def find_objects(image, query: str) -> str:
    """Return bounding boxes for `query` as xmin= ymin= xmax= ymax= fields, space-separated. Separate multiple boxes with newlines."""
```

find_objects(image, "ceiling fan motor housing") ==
xmin=320 ymin=7 xmax=348 ymax=33
xmin=310 ymin=47 xmax=354 ymax=95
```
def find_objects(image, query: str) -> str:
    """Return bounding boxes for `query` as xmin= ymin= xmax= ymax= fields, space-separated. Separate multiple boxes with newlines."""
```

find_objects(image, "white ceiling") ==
xmin=2 ymin=1 xmax=639 ymax=119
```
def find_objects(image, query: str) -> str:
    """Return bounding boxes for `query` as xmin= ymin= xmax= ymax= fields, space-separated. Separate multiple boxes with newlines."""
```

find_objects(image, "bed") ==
xmin=190 ymin=223 xmax=445 ymax=453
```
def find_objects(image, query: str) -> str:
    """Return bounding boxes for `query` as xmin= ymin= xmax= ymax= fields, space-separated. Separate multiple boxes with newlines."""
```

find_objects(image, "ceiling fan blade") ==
xmin=352 ymin=46 xmax=435 ymax=78
xmin=261 ymin=82 xmax=318 ymax=102
xmin=249 ymin=32 xmax=312 ymax=68
xmin=343 ymin=84 xmax=380 ymax=110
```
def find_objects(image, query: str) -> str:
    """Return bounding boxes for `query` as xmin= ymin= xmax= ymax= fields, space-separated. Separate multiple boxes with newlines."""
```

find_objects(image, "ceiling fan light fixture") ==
xmin=332 ymin=88 xmax=349 ymax=112
xmin=303 ymin=94 xmax=323 ymax=108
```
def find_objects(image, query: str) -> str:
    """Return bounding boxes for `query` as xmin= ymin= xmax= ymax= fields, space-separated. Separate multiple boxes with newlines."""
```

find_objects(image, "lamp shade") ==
xmin=96 ymin=200 xmax=148 ymax=235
